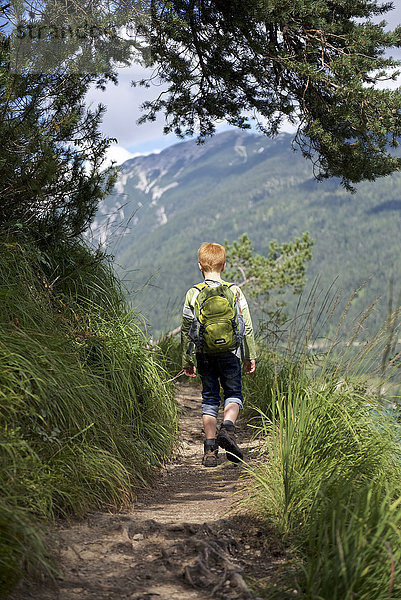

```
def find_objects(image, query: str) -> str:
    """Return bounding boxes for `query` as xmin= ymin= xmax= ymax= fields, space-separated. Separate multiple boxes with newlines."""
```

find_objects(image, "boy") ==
xmin=181 ymin=242 xmax=256 ymax=467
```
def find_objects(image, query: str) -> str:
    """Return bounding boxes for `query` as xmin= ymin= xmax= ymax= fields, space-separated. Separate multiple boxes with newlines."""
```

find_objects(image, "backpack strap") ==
xmin=188 ymin=282 xmax=207 ymax=312
xmin=222 ymin=281 xmax=237 ymax=293
xmin=221 ymin=282 xmax=241 ymax=309
xmin=225 ymin=282 xmax=245 ymax=357
xmin=194 ymin=280 xmax=234 ymax=289
xmin=192 ymin=282 xmax=208 ymax=292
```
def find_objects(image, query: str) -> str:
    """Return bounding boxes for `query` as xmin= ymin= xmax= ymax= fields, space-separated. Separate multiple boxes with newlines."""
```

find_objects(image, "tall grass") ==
xmin=155 ymin=333 xmax=183 ymax=380
xmin=244 ymin=285 xmax=401 ymax=599
xmin=0 ymin=233 xmax=177 ymax=596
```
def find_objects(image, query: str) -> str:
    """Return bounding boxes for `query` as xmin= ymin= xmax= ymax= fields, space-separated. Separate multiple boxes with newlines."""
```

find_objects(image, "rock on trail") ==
xmin=8 ymin=384 xmax=285 ymax=600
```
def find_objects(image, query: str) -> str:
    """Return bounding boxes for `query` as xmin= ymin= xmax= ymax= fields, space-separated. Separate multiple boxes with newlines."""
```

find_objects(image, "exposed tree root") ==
xmin=163 ymin=522 xmax=258 ymax=599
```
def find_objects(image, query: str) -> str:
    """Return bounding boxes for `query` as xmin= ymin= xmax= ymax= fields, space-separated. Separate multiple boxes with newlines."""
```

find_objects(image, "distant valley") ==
xmin=91 ymin=130 xmax=401 ymax=338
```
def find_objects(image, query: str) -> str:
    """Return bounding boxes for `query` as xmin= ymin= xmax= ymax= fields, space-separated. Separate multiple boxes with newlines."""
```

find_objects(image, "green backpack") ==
xmin=188 ymin=281 xmax=245 ymax=353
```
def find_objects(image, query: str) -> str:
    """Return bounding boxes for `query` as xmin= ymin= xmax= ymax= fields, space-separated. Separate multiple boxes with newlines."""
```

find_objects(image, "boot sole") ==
xmin=216 ymin=430 xmax=243 ymax=463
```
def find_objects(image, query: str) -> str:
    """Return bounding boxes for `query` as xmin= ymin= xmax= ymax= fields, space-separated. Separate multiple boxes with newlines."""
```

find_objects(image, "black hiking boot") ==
xmin=202 ymin=439 xmax=218 ymax=467
xmin=202 ymin=448 xmax=218 ymax=467
xmin=216 ymin=424 xmax=243 ymax=463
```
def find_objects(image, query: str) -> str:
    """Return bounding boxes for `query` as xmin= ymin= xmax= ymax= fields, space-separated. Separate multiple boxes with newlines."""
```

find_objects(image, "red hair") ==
xmin=198 ymin=243 xmax=226 ymax=272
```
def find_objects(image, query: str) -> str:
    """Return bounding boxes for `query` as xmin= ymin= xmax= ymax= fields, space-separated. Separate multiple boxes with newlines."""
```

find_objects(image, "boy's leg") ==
xmin=218 ymin=352 xmax=243 ymax=421
xmin=223 ymin=401 xmax=240 ymax=424
xmin=216 ymin=353 xmax=244 ymax=463
xmin=203 ymin=414 xmax=217 ymax=439
xmin=197 ymin=355 xmax=221 ymax=424
xmin=196 ymin=354 xmax=221 ymax=467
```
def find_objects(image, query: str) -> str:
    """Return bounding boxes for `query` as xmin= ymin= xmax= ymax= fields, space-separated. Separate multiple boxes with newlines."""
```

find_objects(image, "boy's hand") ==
xmin=184 ymin=365 xmax=197 ymax=377
xmin=244 ymin=359 xmax=255 ymax=374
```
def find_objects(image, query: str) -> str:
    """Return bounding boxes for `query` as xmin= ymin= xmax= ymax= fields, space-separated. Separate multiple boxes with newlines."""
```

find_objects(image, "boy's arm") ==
xmin=181 ymin=289 xmax=196 ymax=371
xmin=237 ymin=286 xmax=257 ymax=362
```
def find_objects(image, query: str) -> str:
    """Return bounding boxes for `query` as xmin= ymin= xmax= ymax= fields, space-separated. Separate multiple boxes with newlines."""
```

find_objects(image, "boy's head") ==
xmin=198 ymin=242 xmax=226 ymax=274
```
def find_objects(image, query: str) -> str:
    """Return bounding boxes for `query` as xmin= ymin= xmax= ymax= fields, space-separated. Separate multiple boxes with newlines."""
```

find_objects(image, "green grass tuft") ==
xmin=0 ymin=234 xmax=178 ymax=596
xmin=243 ymin=286 xmax=401 ymax=599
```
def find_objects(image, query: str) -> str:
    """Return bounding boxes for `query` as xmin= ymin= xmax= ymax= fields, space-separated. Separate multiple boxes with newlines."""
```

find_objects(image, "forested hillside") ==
xmin=93 ymin=130 xmax=401 ymax=336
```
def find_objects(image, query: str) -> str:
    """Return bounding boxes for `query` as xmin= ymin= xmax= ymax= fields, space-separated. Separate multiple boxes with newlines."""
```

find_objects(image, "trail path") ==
xmin=9 ymin=384 xmax=285 ymax=600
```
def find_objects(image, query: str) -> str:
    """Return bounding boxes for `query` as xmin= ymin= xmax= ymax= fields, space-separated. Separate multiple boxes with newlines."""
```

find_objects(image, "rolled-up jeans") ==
xmin=196 ymin=352 xmax=243 ymax=418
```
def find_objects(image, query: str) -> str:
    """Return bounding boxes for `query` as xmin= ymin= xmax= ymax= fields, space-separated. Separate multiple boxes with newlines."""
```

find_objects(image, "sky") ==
xmin=85 ymin=5 xmax=401 ymax=167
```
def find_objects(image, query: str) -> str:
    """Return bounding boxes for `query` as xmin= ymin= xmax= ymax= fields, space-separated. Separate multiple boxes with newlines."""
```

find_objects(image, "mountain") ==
xmin=91 ymin=130 xmax=401 ymax=338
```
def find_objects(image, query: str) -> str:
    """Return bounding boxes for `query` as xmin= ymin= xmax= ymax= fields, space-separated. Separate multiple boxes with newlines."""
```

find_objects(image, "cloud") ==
xmin=382 ymin=4 xmax=401 ymax=30
xmin=86 ymin=65 xmax=176 ymax=152
xmin=103 ymin=145 xmax=136 ymax=167
xmin=103 ymin=143 xmax=163 ymax=169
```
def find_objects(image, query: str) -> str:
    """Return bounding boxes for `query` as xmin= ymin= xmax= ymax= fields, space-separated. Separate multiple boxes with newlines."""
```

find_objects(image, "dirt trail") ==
xmin=9 ymin=383 xmax=285 ymax=600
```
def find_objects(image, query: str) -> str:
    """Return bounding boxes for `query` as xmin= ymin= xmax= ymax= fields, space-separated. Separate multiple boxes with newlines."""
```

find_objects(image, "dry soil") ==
xmin=8 ymin=383 xmax=287 ymax=600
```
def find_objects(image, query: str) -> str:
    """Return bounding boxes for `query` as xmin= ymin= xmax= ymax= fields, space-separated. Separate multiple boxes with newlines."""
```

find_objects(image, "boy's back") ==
xmin=181 ymin=278 xmax=255 ymax=365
